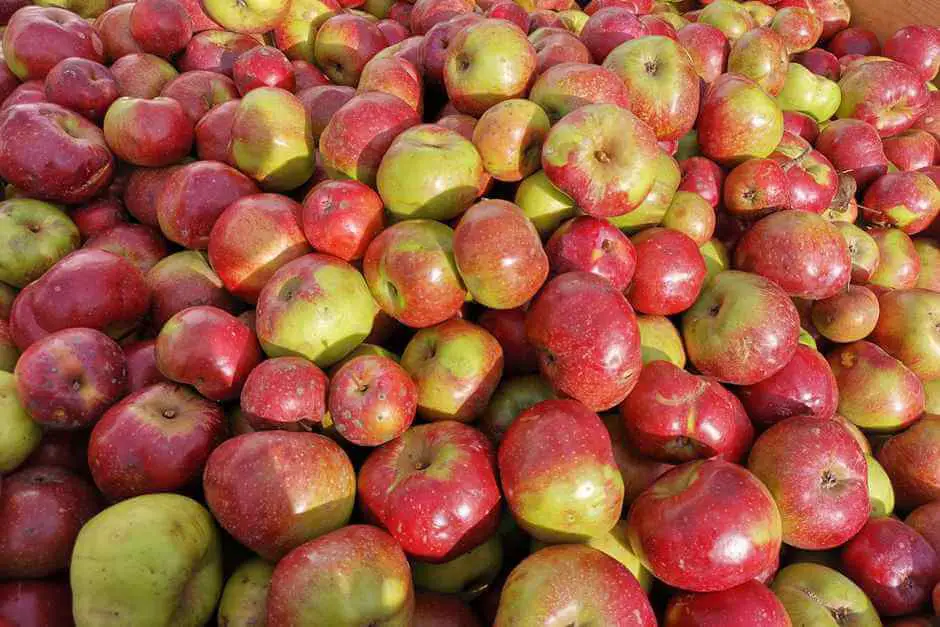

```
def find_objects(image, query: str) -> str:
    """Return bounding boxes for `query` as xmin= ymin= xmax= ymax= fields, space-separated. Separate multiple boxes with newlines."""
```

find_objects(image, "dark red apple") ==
xmin=159 ymin=70 xmax=238 ymax=124
xmin=123 ymin=340 xmax=167 ymax=391
xmin=129 ymin=0 xmax=193 ymax=58
xmin=146 ymin=250 xmax=240 ymax=329
xmin=2 ymin=7 xmax=105 ymax=81
xmin=722 ymin=158 xmax=789 ymax=220
xmin=194 ymin=98 xmax=237 ymax=163
xmin=69 ymin=198 xmax=127 ymax=240
xmin=546 ymin=216 xmax=637 ymax=292
xmin=828 ymin=26 xmax=880 ymax=57
xmin=882 ymin=129 xmax=939 ymax=172
xmin=103 ymin=97 xmax=194 ymax=167
xmin=233 ymin=46 xmax=295 ymax=95
xmin=0 ymin=580 xmax=73 ymax=627
xmin=877 ymin=417 xmax=940 ymax=510
xmin=84 ymin=223 xmax=168 ymax=275
xmin=579 ymin=7 xmax=648 ymax=63
xmin=414 ymin=592 xmax=481 ymax=627
xmin=240 ymin=356 xmax=327 ymax=431
xmin=43 ymin=58 xmax=118 ymax=123
xmin=178 ymin=29 xmax=260 ymax=77
xmin=477 ymin=308 xmax=539 ymax=376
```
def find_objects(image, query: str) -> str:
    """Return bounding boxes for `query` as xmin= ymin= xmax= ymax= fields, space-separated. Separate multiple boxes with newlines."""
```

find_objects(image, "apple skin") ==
xmin=828 ymin=340 xmax=925 ymax=433
xmin=0 ymin=465 xmax=101 ymax=578
xmin=770 ymin=6 xmax=822 ymax=54
xmin=872 ymin=288 xmax=940 ymax=380
xmin=796 ymin=47 xmax=841 ymax=81
xmin=579 ymin=7 xmax=647 ymax=64
xmin=907 ymin=501 xmax=940 ymax=556
xmin=88 ymin=382 xmax=225 ymax=501
xmin=828 ymin=26 xmax=881 ymax=57
xmin=0 ymin=580 xmax=74 ymax=627
xmin=627 ymin=227 xmax=706 ymax=315
xmin=841 ymin=517 xmax=940 ymax=617
xmin=485 ymin=0 xmax=529 ymax=31
xmin=130 ymin=0 xmax=193 ymax=58
xmin=0 ymin=199 xmax=79 ymax=289
xmin=123 ymin=340 xmax=166 ymax=391
xmin=256 ymin=253 xmax=377 ymax=367
xmin=297 ymin=84 xmax=355 ymax=141
xmin=495 ymin=545 xmax=655 ymax=626
xmin=546 ymin=215 xmax=637 ymax=291
xmin=915 ymin=237 xmax=940 ymax=291
xmin=914 ymin=93 xmax=940 ymax=144
xmin=528 ymin=62 xmax=630 ymax=125
xmin=0 ymin=321 xmax=17 ymax=373
xmin=526 ymin=271 xmax=642 ymax=411
xmin=682 ymin=270 xmax=800 ymax=385
xmin=329 ymin=355 xmax=416 ymax=446
xmin=531 ymin=27 xmax=592 ymax=75
xmin=783 ymin=111 xmax=821 ymax=144
xmin=14 ymin=328 xmax=126 ymax=430
xmin=3 ymin=6 xmax=105 ymax=81
xmin=628 ymin=459 xmax=782 ymax=592
xmin=499 ymin=399 xmax=623 ymax=542
xmin=400 ymin=319 xmax=503 ymax=423
xmin=240 ymin=356 xmax=327 ymax=431
xmin=882 ymin=130 xmax=940 ymax=172
xmin=1 ymin=80 xmax=46 ymax=110
xmin=84 ymin=223 xmax=169 ymax=275
xmin=677 ymin=23 xmax=729 ymax=84
xmin=208 ymin=193 xmax=311 ymax=303
xmin=273 ymin=0 xmax=339 ymax=63
xmin=67 ymin=199 xmax=129 ymax=243
xmin=124 ymin=165 xmax=182 ymax=227
xmin=541 ymin=103 xmax=660 ymax=218
xmin=363 ymin=220 xmax=466 ymax=329
xmin=110 ymin=53 xmax=179 ymax=99
xmin=622 ymin=360 xmax=753 ymax=463
xmin=478 ymin=309 xmax=539 ymax=376
xmin=359 ymin=55 xmax=423 ymax=115
xmin=217 ymin=559 xmax=273 ymax=627
xmin=292 ymin=59 xmax=330 ymax=90
xmin=156 ymin=305 xmax=262 ymax=402
xmin=443 ymin=18 xmax=537 ymax=117
xmin=201 ymin=0 xmax=288 ymax=33
xmin=472 ymin=99 xmax=549 ymax=182
xmin=233 ymin=46 xmax=295 ymax=95
xmin=513 ymin=169 xmax=577 ymax=238
xmin=44 ymin=58 xmax=118 ymax=123
xmin=862 ymin=171 xmax=940 ymax=235
xmin=302 ymin=180 xmax=385 ymax=262
xmin=204 ymin=431 xmax=356 ymax=561
xmin=734 ymin=210 xmax=851 ymax=300
xmin=877 ymin=416 xmax=940 ymax=510
xmin=414 ymin=592 xmax=481 ymax=627
xmin=0 ymin=103 xmax=114 ymax=205
xmin=160 ymin=70 xmax=238 ymax=125
xmin=679 ymin=156 xmax=725 ymax=208
xmin=410 ymin=0 xmax=475 ymax=34
xmin=811 ymin=284 xmax=880 ymax=344
xmin=664 ymin=580 xmax=791 ymax=627
xmin=479 ymin=375 xmax=555 ymax=444
xmin=722 ymin=158 xmax=789 ymax=219
xmin=103 ymin=97 xmax=193 ymax=168
xmin=837 ymin=60 xmax=929 ymax=138
xmin=868 ymin=227 xmax=922 ymax=290
xmin=194 ymin=98 xmax=237 ymax=163
xmin=768 ymin=133 xmax=839 ymax=215
xmin=156 ymin=160 xmax=259 ymax=250
xmin=319 ymin=91 xmax=420 ymax=186
xmin=419 ymin=14 xmax=481 ymax=87
xmin=267 ymin=525 xmax=414 ymax=626
xmin=696 ymin=0 xmax=756 ymax=41
xmin=313 ymin=13 xmax=386 ymax=86
xmin=179 ymin=30 xmax=260 ymax=77
xmin=146 ymin=250 xmax=239 ymax=329
xmin=771 ymin=562 xmax=881 ymax=626
xmin=95 ymin=4 xmax=144 ymax=61
xmin=815 ymin=118 xmax=889 ymax=190
xmin=698 ymin=73 xmax=784 ymax=165
xmin=884 ymin=25 xmax=940 ymax=83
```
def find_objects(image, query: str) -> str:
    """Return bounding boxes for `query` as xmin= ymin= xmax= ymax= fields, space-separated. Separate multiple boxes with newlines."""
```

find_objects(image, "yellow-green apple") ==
xmin=204 ymin=430 xmax=356 ymax=560
xmin=88 ymin=382 xmax=226 ymax=500
xmin=871 ymin=288 xmax=940 ymax=380
xmin=606 ymin=150 xmax=680 ymax=232
xmin=84 ymin=223 xmax=169 ymax=275
xmin=495 ymin=545 xmax=655 ymax=625
xmin=915 ymin=237 xmax=940 ymax=291
xmin=419 ymin=14 xmax=481 ymax=87
xmin=218 ymin=559 xmax=273 ymax=627
xmin=178 ymin=30 xmax=260 ymax=76
xmin=274 ymin=0 xmax=339 ymax=62
xmin=160 ymin=70 xmax=238 ymax=124
xmin=266 ymin=525 xmax=414 ymax=626
xmin=359 ymin=421 xmax=500 ymax=560
xmin=479 ymin=375 xmax=555 ymax=443
xmin=771 ymin=7 xmax=822 ymax=54
xmin=866 ymin=454 xmax=894 ymax=517
xmin=768 ymin=133 xmax=840 ymax=214
xmin=837 ymin=60 xmax=929 ymax=137
xmin=302 ymin=180 xmax=385 ymax=262
xmin=358 ymin=55 xmax=423 ymax=114
xmin=868 ymin=227 xmax=921 ymax=289
xmin=636 ymin=314 xmax=685 ymax=367
xmin=0 ymin=199 xmax=78 ymax=288
xmin=777 ymin=62 xmax=841 ymax=122
xmin=400 ymin=319 xmax=503 ymax=422
xmin=256 ymin=253 xmax=376 ymax=367
xmin=677 ymin=23 xmax=729 ymax=84
xmin=472 ymin=99 xmax=549 ymax=182
xmin=696 ymin=0 xmax=756 ymax=41
xmin=862 ymin=171 xmax=940 ymax=235
xmin=627 ymin=227 xmax=706 ymax=314
xmin=443 ymin=18 xmax=537 ymax=117
xmin=545 ymin=215 xmax=637 ymax=291
xmin=319 ymin=91 xmax=420 ymax=186
xmin=146 ymin=250 xmax=239 ymax=329
xmin=499 ymin=399 xmax=623 ymax=541
xmin=103 ymin=97 xmax=193 ymax=167
xmin=410 ymin=0 xmax=475 ymax=34
xmin=95 ymin=4 xmax=144 ymax=61
xmin=665 ymin=581 xmax=791 ymax=627
xmin=771 ymin=562 xmax=881 ymax=626
xmin=328 ymin=354 xmax=416 ymax=446
xmin=882 ymin=129 xmax=940 ymax=172
xmin=579 ymin=7 xmax=648 ymax=62
xmin=541 ymin=103 xmax=660 ymax=217
xmin=231 ymin=87 xmax=315 ymax=191
xmin=698 ymin=73 xmax=784 ymax=165
xmin=453 ymin=199 xmax=548 ymax=309
xmin=603 ymin=35 xmax=699 ymax=141
xmin=297 ymin=83 xmax=355 ymax=140
xmin=313 ymin=13 xmax=386 ymax=86
xmin=240 ymin=356 xmax=327 ymax=431
xmin=377 ymin=124 xmax=483 ymax=220
xmin=130 ymin=0 xmax=193 ymax=58
xmin=3 ymin=7 xmax=104 ymax=80
xmin=815 ymin=118 xmax=889 ymax=189
xmin=513 ymin=169 xmax=577 ymax=237
xmin=478 ymin=308 xmax=539 ymax=376
xmin=110 ymin=53 xmax=179 ymax=98
xmin=201 ymin=0 xmax=288 ymax=33
xmin=363 ymin=220 xmax=466 ymax=328
xmin=528 ymin=62 xmax=630 ymax=124
xmin=44 ymin=57 xmax=119 ymax=123
xmin=828 ymin=340 xmax=925 ymax=432
xmin=682 ymin=270 xmax=800 ymax=384
xmin=70 ymin=494 xmax=223 ymax=627
xmin=530 ymin=26 xmax=592 ymax=74
xmin=627 ymin=459 xmax=782 ymax=591
xmin=0 ymin=103 xmax=114 ymax=205
xmin=877 ymin=417 xmax=940 ymax=510
xmin=811 ymin=284 xmax=880 ymax=343
xmin=526 ymin=271 xmax=642 ymax=410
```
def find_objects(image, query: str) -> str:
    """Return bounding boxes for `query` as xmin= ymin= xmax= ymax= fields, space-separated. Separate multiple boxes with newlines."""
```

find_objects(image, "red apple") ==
xmin=297 ymin=84 xmax=356 ymax=141
xmin=129 ymin=0 xmax=193 ymax=58
xmin=697 ymin=73 xmax=784 ymax=165
xmin=160 ymin=70 xmax=238 ymax=124
xmin=828 ymin=25 xmax=880 ymax=57
xmin=123 ymin=165 xmax=181 ymax=226
xmin=664 ymin=580 xmax=790 ymax=627
xmin=418 ymin=14 xmax=481 ymax=87
xmin=123 ymin=339 xmax=167 ymax=391
xmin=70 ymin=198 xmax=127 ymax=241
xmin=95 ymin=4 xmax=144 ymax=61
xmin=43 ymin=58 xmax=118 ymax=123
xmin=862 ymin=171 xmax=940 ymax=235
xmin=811 ymin=284 xmax=881 ymax=343
xmin=313 ymin=13 xmax=387 ymax=86
xmin=627 ymin=227 xmax=706 ymax=315
xmin=233 ymin=45 xmax=295 ymax=94
xmin=884 ymin=25 xmax=940 ymax=82
xmin=815 ymin=118 xmax=889 ymax=189
xmin=579 ymin=7 xmax=647 ymax=63
xmin=301 ymin=180 xmax=385 ymax=262
xmin=0 ymin=580 xmax=73 ymax=627
xmin=677 ymin=23 xmax=729 ymax=84
xmin=679 ymin=156 xmax=725 ymax=208
xmin=531 ymin=27 xmax=592 ymax=74
xmin=868 ymin=227 xmax=922 ymax=290
xmin=2 ymin=7 xmax=105 ymax=81
xmin=545 ymin=215 xmax=636 ymax=291
xmin=329 ymin=354 xmax=416 ymax=446
xmin=485 ymin=0 xmax=528 ymax=31
xmin=103 ymin=97 xmax=194 ymax=167
xmin=837 ymin=59 xmax=929 ymax=138
xmin=291 ymin=60 xmax=329 ymax=91
xmin=240 ymin=356 xmax=327 ymax=431
xmin=882 ymin=129 xmax=939 ymax=172
xmin=768 ymin=132 xmax=839 ymax=214
xmin=877 ymin=416 xmax=940 ymax=510
xmin=410 ymin=0 xmax=475 ymax=34
xmin=378 ymin=19 xmax=409 ymax=45
xmin=477 ymin=308 xmax=539 ymax=376
xmin=358 ymin=55 xmax=423 ymax=115
xmin=178 ymin=29 xmax=260 ymax=77
xmin=110 ymin=53 xmax=179 ymax=98
xmin=146 ymin=250 xmax=240 ymax=329
xmin=796 ymin=47 xmax=841 ymax=80
xmin=194 ymin=98 xmax=238 ymax=163
xmin=722 ymin=158 xmax=789 ymax=219
xmin=770 ymin=6 xmax=822 ymax=54
xmin=783 ymin=110 xmax=820 ymax=143
xmin=84 ymin=223 xmax=168 ymax=275
xmin=1 ymin=80 xmax=46 ymax=110
xmin=414 ymin=592 xmax=480 ymax=627
xmin=907 ymin=501 xmax=940 ymax=555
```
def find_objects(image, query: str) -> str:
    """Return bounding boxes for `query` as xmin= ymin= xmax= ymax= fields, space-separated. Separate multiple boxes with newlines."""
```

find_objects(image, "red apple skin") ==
xmin=240 ymin=356 xmax=327 ymax=431
xmin=109 ymin=53 xmax=178 ymax=99
xmin=485 ymin=0 xmax=529 ymax=31
xmin=585 ymin=0 xmax=652 ymax=13
xmin=907 ymin=501 xmax=940 ymax=555
xmin=301 ymin=180 xmax=385 ymax=262
xmin=208 ymin=193 xmax=311 ymax=303
xmin=103 ymin=97 xmax=194 ymax=168
xmin=604 ymin=413 xmax=674 ymax=506
xmin=14 ymin=328 xmax=127 ymax=430
xmin=526 ymin=272 xmax=642 ymax=411
xmin=83 ymin=223 xmax=168 ymax=276
xmin=378 ymin=19 xmax=409 ymax=46
xmin=160 ymin=70 xmax=238 ymax=125
xmin=156 ymin=305 xmax=261 ymax=402
xmin=529 ymin=9 xmax=564 ymax=30
xmin=862 ymin=171 xmax=940 ymax=235
xmin=531 ymin=28 xmax=592 ymax=75
xmin=23 ymin=429 xmax=90 ymax=474
xmin=914 ymin=92 xmax=940 ymax=144
xmin=178 ymin=0 xmax=219 ymax=31
xmin=815 ymin=118 xmax=889 ymax=190
xmin=697 ymin=73 xmax=784 ymax=165
xmin=130 ymin=0 xmax=193 ymax=58
xmin=0 ymin=466 xmax=101 ymax=578
xmin=156 ymin=160 xmax=260 ymax=250
xmin=769 ymin=133 xmax=839 ymax=215
xmin=678 ymin=156 xmax=725 ymax=208
xmin=233 ymin=46 xmax=295 ymax=95
xmin=329 ymin=355 xmax=417 ymax=447
xmin=359 ymin=421 xmax=501 ymax=562
xmin=410 ymin=0 xmax=475 ymax=34
xmin=737 ymin=344 xmax=838 ymax=427
xmin=877 ymin=417 xmax=940 ymax=510
xmin=528 ymin=61 xmax=631 ymax=124
xmin=146 ymin=250 xmax=240 ymax=330
xmin=478 ymin=308 xmax=539 ymax=376
xmin=418 ymin=14 xmax=481 ymax=87
xmin=734 ymin=210 xmax=851 ymax=300
xmin=838 ymin=60 xmax=929 ymax=138
xmin=0 ymin=580 xmax=74 ymax=627
xmin=723 ymin=158 xmax=789 ymax=219
xmin=88 ymin=382 xmax=226 ymax=501
xmin=882 ymin=130 xmax=939 ymax=172
xmin=884 ymin=25 xmax=940 ymax=83
xmin=95 ymin=4 xmax=144 ymax=62
xmin=414 ymin=592 xmax=481 ymax=627
xmin=388 ymin=1 xmax=413 ymax=25
xmin=70 ymin=199 xmax=127 ymax=241
xmin=664 ymin=580 xmax=791 ymax=627
xmin=0 ymin=103 xmax=114 ymax=205
xmin=123 ymin=340 xmax=167 ymax=391
xmin=829 ymin=28 xmax=880 ymax=59
xmin=677 ymin=23 xmax=729 ymax=84
xmin=204 ymin=431 xmax=356 ymax=561
xmin=868 ymin=227 xmax=922 ymax=290
xmin=796 ymin=47 xmax=841 ymax=80
xmin=2 ymin=7 xmax=105 ymax=81
xmin=783 ymin=111 xmax=820 ymax=143
xmin=43 ymin=58 xmax=118 ymax=123
xmin=314 ymin=14 xmax=387 ymax=86
xmin=291 ymin=60 xmax=329 ymax=91
xmin=621 ymin=360 xmax=754 ymax=463
xmin=123 ymin=165 xmax=181 ymax=227
xmin=841 ymin=517 xmax=940 ymax=617
xmin=546 ymin=216 xmax=636 ymax=292
xmin=627 ymin=459 xmax=783 ymax=593
xmin=297 ymin=84 xmax=356 ymax=141
xmin=579 ymin=7 xmax=648 ymax=63
xmin=499 ymin=399 xmax=623 ymax=541
xmin=194 ymin=98 xmax=237 ymax=164
xmin=1 ymin=80 xmax=45 ymax=110
xmin=627 ymin=227 xmax=706 ymax=315
xmin=178 ymin=30 xmax=260 ymax=77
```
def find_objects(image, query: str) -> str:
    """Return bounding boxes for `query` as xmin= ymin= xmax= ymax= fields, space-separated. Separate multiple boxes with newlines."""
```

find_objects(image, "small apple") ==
xmin=146 ymin=250 xmax=239 ymax=329
xmin=862 ymin=171 xmax=940 ymax=235
xmin=0 ymin=199 xmax=79 ymax=289
xmin=627 ymin=227 xmax=706 ymax=315
xmin=3 ymin=6 xmax=105 ymax=81
xmin=103 ymin=97 xmax=193 ymax=167
xmin=329 ymin=354 xmax=416 ymax=446
xmin=130 ymin=0 xmax=193 ymax=58
xmin=546 ymin=216 xmax=637 ymax=291
xmin=217 ymin=559 xmax=273 ymax=627
xmin=111 ymin=53 xmax=179 ymax=98
xmin=178 ymin=29 xmax=260 ymax=76
xmin=478 ymin=309 xmax=539 ymax=376
xmin=811 ymin=284 xmax=880 ymax=343
xmin=160 ymin=70 xmax=238 ymax=124
xmin=868 ymin=227 xmax=922 ymax=290
xmin=240 ymin=356 xmax=327 ymax=431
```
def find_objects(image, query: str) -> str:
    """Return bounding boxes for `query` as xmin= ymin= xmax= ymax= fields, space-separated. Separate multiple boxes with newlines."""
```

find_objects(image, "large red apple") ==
xmin=627 ymin=227 xmax=706 ymax=315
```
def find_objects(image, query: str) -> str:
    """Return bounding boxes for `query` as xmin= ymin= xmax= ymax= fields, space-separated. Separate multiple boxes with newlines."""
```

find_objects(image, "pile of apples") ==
xmin=0 ymin=0 xmax=939 ymax=621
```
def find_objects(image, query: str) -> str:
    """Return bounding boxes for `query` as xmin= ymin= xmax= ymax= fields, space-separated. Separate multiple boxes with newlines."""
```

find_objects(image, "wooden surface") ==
xmin=849 ymin=0 xmax=940 ymax=42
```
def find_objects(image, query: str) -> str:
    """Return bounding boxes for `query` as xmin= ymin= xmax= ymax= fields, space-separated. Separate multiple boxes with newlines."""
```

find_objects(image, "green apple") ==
xmin=0 ymin=371 xmax=41 ymax=474
xmin=772 ymin=562 xmax=881 ymax=626
xmin=778 ymin=62 xmax=842 ymax=122
xmin=558 ymin=9 xmax=589 ymax=34
xmin=0 ymin=198 xmax=79 ymax=288
xmin=866 ymin=454 xmax=894 ymax=517
xmin=700 ymin=238 xmax=730 ymax=281
xmin=412 ymin=535 xmax=503 ymax=598
xmin=513 ymin=170 xmax=577 ymax=237
xmin=201 ymin=0 xmax=289 ymax=33
xmin=607 ymin=150 xmax=680 ymax=232
xmin=71 ymin=493 xmax=223 ymax=627
xmin=697 ymin=0 xmax=757 ymax=40
xmin=217 ymin=559 xmax=274 ymax=627
xmin=273 ymin=0 xmax=338 ymax=62
xmin=637 ymin=315 xmax=686 ymax=368
xmin=480 ymin=375 xmax=557 ymax=444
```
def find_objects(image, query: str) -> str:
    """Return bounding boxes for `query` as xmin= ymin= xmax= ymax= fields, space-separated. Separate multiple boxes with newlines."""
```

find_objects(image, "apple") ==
xmin=777 ymin=62 xmax=841 ymax=123
xmin=495 ymin=545 xmax=655 ymax=625
xmin=872 ymin=288 xmax=940 ymax=380
xmin=69 ymin=197 xmax=127 ymax=241
xmin=419 ymin=14 xmax=481 ymax=87
xmin=123 ymin=165 xmax=183 ymax=227
xmin=217 ymin=559 xmax=273 ymax=627
xmin=528 ymin=62 xmax=630 ymax=125
xmin=43 ymin=57 xmax=118 ymax=123
xmin=193 ymin=98 xmax=237 ymax=163
xmin=256 ymin=253 xmax=377 ymax=367
xmin=862 ymin=171 xmax=940 ymax=235
xmin=877 ymin=417 xmax=940 ymax=510
xmin=160 ymin=70 xmax=238 ymax=124
xmin=110 ymin=53 xmax=179 ymax=98
xmin=838 ymin=59 xmax=929 ymax=137
xmin=829 ymin=222 xmax=879 ymax=284
xmin=627 ymin=227 xmax=706 ymax=315
xmin=88 ymin=382 xmax=225 ymax=500
xmin=103 ymin=97 xmax=193 ymax=167
xmin=815 ymin=118 xmax=889 ymax=189
xmin=0 ymin=199 xmax=79 ymax=289
xmin=273 ymin=0 xmax=339 ymax=63
xmin=771 ymin=6 xmax=822 ymax=54
xmin=0 ymin=580 xmax=73 ymax=627
xmin=864 ymin=453 xmax=894 ymax=517
xmin=884 ymin=25 xmax=940 ymax=82
xmin=606 ymin=150 xmax=681 ymax=232
xmin=868 ymin=227 xmax=922 ymax=289
xmin=771 ymin=562 xmax=881 ymax=626
xmin=414 ymin=592 xmax=481 ymax=627
xmin=907 ymin=501 xmax=940 ymax=554
xmin=722 ymin=158 xmax=789 ymax=219
xmin=472 ymin=99 xmax=549 ymax=182
xmin=768 ymin=133 xmax=839 ymax=214
xmin=297 ymin=84 xmax=355 ymax=141
xmin=358 ymin=55 xmax=423 ymax=114
xmin=0 ymin=370 xmax=40 ymax=473
xmin=513 ymin=169 xmax=577 ymax=237
xmin=679 ymin=156 xmax=725 ymax=208
xmin=478 ymin=309 xmax=539 ymax=376
xmin=531 ymin=27 xmax=592 ymax=74
xmin=628 ymin=459 xmax=782 ymax=592
xmin=95 ymin=4 xmax=144 ymax=61
xmin=1 ymin=80 xmax=46 ymax=110
xmin=915 ymin=237 xmax=940 ymax=291
xmin=292 ymin=59 xmax=330 ymax=90
xmin=485 ymin=0 xmax=529 ymax=30
xmin=796 ymin=47 xmax=841 ymax=81
xmin=400 ymin=319 xmax=503 ymax=422
xmin=546 ymin=215 xmax=637 ymax=291
xmin=828 ymin=25 xmax=881 ymax=57
xmin=443 ymin=18 xmax=537 ymax=117
xmin=71 ymin=493 xmax=223 ymax=627
xmin=328 ymin=354 xmax=416 ymax=446
xmin=696 ymin=0 xmax=756 ymax=41
xmin=130 ymin=0 xmax=192 ymax=58
xmin=828 ymin=340 xmax=925 ymax=432
xmin=579 ymin=7 xmax=647 ymax=63
xmin=146 ymin=250 xmax=239 ymax=329
xmin=123 ymin=340 xmax=166 ymax=392
xmin=201 ymin=0 xmax=287 ymax=33
xmin=698 ymin=73 xmax=784 ymax=165
xmin=83 ymin=223 xmax=168 ymax=275
xmin=3 ymin=7 xmax=105 ymax=81
xmin=267 ymin=525 xmax=414 ymax=625
xmin=240 ymin=356 xmax=327 ymax=432
xmin=301 ymin=180 xmax=384 ymax=263
xmin=882 ymin=129 xmax=940 ymax=172
xmin=914 ymin=92 xmax=940 ymax=144
xmin=479 ymin=374 xmax=555 ymax=443
xmin=811 ymin=284 xmax=881 ymax=343
xmin=204 ymin=431 xmax=356 ymax=560
xmin=665 ymin=581 xmax=791 ymax=627
xmin=312 ymin=13 xmax=386 ymax=87
xmin=635 ymin=314 xmax=685 ymax=367
xmin=677 ymin=23 xmax=729 ymax=84
xmin=179 ymin=30 xmax=260 ymax=76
